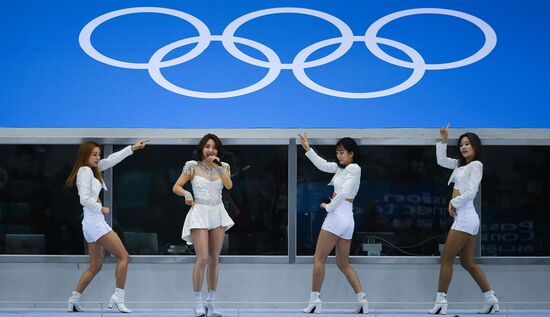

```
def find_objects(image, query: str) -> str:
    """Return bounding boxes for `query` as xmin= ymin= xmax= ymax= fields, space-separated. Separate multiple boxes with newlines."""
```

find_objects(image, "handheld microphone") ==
xmin=208 ymin=156 xmax=222 ymax=166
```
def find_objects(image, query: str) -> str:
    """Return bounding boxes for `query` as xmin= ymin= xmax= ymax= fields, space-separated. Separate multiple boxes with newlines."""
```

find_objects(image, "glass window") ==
xmin=481 ymin=146 xmax=550 ymax=256
xmin=113 ymin=144 xmax=288 ymax=255
xmin=0 ymin=144 xmax=83 ymax=255
xmin=298 ymin=145 xmax=451 ymax=256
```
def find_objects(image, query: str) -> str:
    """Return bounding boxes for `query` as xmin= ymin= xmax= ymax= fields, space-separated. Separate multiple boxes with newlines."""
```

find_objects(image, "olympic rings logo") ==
xmin=79 ymin=7 xmax=497 ymax=99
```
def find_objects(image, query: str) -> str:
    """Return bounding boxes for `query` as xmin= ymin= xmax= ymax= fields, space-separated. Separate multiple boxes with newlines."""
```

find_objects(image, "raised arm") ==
xmin=298 ymin=132 xmax=338 ymax=173
xmin=450 ymin=161 xmax=483 ymax=208
xmin=305 ymin=148 xmax=339 ymax=173
xmin=436 ymin=142 xmax=459 ymax=169
xmin=219 ymin=162 xmax=233 ymax=190
xmin=98 ymin=140 xmax=147 ymax=172
xmin=436 ymin=124 xmax=458 ymax=169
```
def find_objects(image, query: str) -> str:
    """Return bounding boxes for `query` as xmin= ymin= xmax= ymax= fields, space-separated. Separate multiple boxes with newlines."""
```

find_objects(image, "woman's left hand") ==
xmin=131 ymin=139 xmax=149 ymax=151
xmin=207 ymin=155 xmax=222 ymax=168
xmin=448 ymin=201 xmax=457 ymax=217
xmin=320 ymin=203 xmax=328 ymax=210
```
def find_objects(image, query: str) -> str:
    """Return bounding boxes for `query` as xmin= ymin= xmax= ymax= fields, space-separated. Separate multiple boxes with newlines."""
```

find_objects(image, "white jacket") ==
xmin=305 ymin=148 xmax=361 ymax=212
xmin=436 ymin=142 xmax=483 ymax=208
xmin=76 ymin=146 xmax=133 ymax=215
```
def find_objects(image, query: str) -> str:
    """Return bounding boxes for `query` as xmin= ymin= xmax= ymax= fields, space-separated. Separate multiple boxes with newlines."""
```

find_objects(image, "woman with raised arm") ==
xmin=66 ymin=140 xmax=147 ymax=313
xmin=173 ymin=134 xmax=234 ymax=317
xmin=298 ymin=133 xmax=368 ymax=314
xmin=429 ymin=125 xmax=498 ymax=315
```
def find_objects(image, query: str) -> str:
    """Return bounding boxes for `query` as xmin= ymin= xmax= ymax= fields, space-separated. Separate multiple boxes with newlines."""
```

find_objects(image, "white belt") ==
xmin=195 ymin=198 xmax=223 ymax=206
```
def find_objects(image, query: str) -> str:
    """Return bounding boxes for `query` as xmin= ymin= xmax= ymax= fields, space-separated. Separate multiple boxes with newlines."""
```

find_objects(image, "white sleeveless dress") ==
xmin=180 ymin=161 xmax=235 ymax=244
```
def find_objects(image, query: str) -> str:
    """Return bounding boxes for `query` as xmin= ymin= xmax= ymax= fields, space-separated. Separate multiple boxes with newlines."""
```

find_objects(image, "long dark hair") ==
xmin=457 ymin=132 xmax=482 ymax=166
xmin=335 ymin=137 xmax=359 ymax=168
xmin=66 ymin=141 xmax=103 ymax=187
xmin=191 ymin=133 xmax=224 ymax=161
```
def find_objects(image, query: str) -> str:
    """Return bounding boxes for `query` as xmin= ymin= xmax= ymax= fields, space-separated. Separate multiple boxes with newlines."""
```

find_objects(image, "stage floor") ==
xmin=1 ymin=308 xmax=550 ymax=316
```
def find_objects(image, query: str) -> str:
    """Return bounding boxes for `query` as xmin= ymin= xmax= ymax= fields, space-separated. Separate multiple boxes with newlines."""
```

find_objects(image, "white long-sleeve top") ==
xmin=305 ymin=148 xmax=361 ymax=212
xmin=76 ymin=146 xmax=133 ymax=215
xmin=436 ymin=142 xmax=483 ymax=208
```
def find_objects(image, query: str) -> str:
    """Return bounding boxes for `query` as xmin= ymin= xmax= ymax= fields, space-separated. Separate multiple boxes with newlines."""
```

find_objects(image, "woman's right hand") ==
xmin=298 ymin=132 xmax=311 ymax=151
xmin=440 ymin=123 xmax=450 ymax=144
xmin=185 ymin=197 xmax=194 ymax=207
xmin=101 ymin=207 xmax=110 ymax=214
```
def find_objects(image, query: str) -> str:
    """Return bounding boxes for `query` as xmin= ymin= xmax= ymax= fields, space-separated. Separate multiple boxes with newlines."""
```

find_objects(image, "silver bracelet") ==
xmin=184 ymin=191 xmax=193 ymax=200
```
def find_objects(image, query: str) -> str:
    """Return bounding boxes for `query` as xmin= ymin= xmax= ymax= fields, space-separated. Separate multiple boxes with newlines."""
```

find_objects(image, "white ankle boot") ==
xmin=67 ymin=291 xmax=83 ymax=312
xmin=108 ymin=288 xmax=132 ymax=313
xmin=303 ymin=291 xmax=322 ymax=314
xmin=194 ymin=299 xmax=206 ymax=317
xmin=429 ymin=292 xmax=448 ymax=315
xmin=205 ymin=291 xmax=222 ymax=317
xmin=478 ymin=290 xmax=499 ymax=314
xmin=353 ymin=292 xmax=368 ymax=314
xmin=205 ymin=300 xmax=222 ymax=316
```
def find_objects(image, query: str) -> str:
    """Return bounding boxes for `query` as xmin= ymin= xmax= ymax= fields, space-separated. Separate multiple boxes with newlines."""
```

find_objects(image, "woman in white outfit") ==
xmin=430 ymin=125 xmax=498 ymax=315
xmin=298 ymin=133 xmax=368 ymax=314
xmin=173 ymin=134 xmax=234 ymax=317
xmin=65 ymin=140 xmax=147 ymax=313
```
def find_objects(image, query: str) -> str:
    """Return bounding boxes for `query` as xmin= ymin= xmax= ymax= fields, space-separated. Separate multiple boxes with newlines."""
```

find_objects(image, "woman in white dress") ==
xmin=65 ymin=140 xmax=147 ymax=313
xmin=430 ymin=125 xmax=498 ymax=315
xmin=173 ymin=134 xmax=234 ymax=317
xmin=298 ymin=133 xmax=368 ymax=314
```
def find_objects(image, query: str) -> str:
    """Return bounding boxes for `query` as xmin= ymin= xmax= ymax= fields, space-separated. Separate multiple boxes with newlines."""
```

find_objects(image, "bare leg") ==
xmin=437 ymin=230 xmax=470 ymax=292
xmin=191 ymin=229 xmax=209 ymax=292
xmin=459 ymin=234 xmax=491 ymax=292
xmin=206 ymin=227 xmax=225 ymax=292
xmin=97 ymin=231 xmax=130 ymax=289
xmin=311 ymin=230 xmax=339 ymax=291
xmin=74 ymin=243 xmax=104 ymax=293
xmin=335 ymin=238 xmax=363 ymax=293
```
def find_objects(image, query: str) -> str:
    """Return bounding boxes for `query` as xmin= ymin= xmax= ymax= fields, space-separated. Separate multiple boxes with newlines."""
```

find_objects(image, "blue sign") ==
xmin=1 ymin=1 xmax=549 ymax=128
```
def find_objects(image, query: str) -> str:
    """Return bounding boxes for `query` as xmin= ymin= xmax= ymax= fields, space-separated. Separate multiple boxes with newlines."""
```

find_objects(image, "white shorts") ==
xmin=321 ymin=201 xmax=355 ymax=240
xmin=451 ymin=201 xmax=480 ymax=235
xmin=82 ymin=210 xmax=112 ymax=243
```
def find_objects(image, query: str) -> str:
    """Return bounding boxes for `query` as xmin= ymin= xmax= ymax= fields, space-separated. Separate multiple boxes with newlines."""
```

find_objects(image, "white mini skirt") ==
xmin=181 ymin=201 xmax=234 ymax=245
xmin=321 ymin=200 xmax=355 ymax=240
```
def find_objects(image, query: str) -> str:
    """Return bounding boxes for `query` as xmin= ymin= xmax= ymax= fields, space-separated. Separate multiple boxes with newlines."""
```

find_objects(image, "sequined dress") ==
xmin=180 ymin=160 xmax=234 ymax=244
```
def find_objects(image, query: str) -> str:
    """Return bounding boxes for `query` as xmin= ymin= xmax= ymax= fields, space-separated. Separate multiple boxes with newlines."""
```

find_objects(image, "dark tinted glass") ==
xmin=113 ymin=145 xmax=288 ymax=255
xmin=298 ymin=145 xmax=451 ymax=256
xmin=481 ymin=146 xmax=550 ymax=256
xmin=0 ymin=144 xmax=83 ymax=254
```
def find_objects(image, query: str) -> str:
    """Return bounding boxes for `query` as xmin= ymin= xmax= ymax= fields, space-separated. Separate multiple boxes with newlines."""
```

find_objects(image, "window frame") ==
xmin=1 ymin=128 xmax=549 ymax=264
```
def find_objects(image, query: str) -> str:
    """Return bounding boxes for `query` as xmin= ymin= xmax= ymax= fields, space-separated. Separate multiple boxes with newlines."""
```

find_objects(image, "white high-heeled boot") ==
xmin=205 ymin=290 xmax=222 ymax=316
xmin=108 ymin=288 xmax=132 ymax=313
xmin=302 ymin=291 xmax=322 ymax=314
xmin=478 ymin=290 xmax=499 ymax=314
xmin=429 ymin=292 xmax=448 ymax=315
xmin=353 ymin=292 xmax=368 ymax=314
xmin=194 ymin=300 xmax=206 ymax=317
xmin=67 ymin=291 xmax=83 ymax=312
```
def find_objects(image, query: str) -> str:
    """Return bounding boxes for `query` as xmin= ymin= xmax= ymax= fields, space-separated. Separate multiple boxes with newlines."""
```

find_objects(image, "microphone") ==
xmin=208 ymin=156 xmax=222 ymax=166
